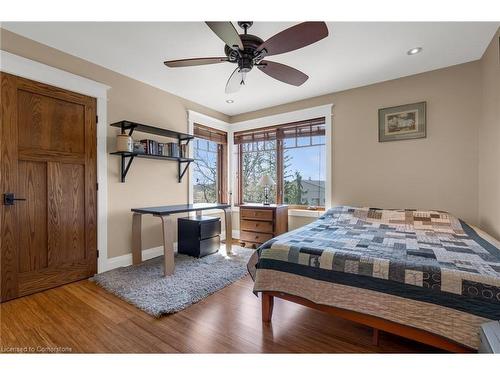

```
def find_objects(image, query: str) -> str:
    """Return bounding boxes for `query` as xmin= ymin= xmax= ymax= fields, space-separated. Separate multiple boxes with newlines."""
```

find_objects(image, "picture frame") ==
xmin=378 ymin=101 xmax=426 ymax=142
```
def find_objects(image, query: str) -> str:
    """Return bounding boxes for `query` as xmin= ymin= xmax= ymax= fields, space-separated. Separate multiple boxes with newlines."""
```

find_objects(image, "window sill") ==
xmin=288 ymin=209 xmax=324 ymax=217
xmin=231 ymin=205 xmax=323 ymax=218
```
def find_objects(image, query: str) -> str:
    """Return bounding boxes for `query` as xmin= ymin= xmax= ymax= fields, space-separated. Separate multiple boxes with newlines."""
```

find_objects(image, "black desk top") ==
xmin=131 ymin=203 xmax=231 ymax=215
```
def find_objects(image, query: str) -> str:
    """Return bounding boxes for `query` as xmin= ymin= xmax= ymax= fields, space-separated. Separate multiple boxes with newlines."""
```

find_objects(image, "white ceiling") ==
xmin=2 ymin=22 xmax=498 ymax=116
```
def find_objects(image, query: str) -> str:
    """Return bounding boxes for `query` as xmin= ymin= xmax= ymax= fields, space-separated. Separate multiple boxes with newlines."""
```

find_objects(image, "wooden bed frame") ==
xmin=261 ymin=291 xmax=475 ymax=353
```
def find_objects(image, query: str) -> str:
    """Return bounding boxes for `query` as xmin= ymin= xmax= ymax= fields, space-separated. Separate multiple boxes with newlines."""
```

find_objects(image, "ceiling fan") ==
xmin=163 ymin=21 xmax=329 ymax=94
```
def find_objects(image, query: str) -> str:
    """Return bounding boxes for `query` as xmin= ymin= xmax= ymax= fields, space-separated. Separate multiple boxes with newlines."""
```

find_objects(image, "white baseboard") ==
xmin=100 ymin=230 xmax=241 ymax=273
xmin=101 ymin=243 xmax=176 ymax=272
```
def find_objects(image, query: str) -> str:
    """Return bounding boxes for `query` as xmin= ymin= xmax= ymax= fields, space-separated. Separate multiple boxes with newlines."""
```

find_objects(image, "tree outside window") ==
xmin=241 ymin=141 xmax=277 ymax=204
xmin=193 ymin=138 xmax=218 ymax=203
xmin=236 ymin=118 xmax=326 ymax=207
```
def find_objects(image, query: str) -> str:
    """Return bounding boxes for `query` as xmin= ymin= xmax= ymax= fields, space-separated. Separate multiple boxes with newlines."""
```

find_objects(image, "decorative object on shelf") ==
xmin=110 ymin=120 xmax=194 ymax=183
xmin=133 ymin=140 xmax=145 ymax=154
xmin=259 ymin=174 xmax=275 ymax=205
xmin=116 ymin=133 xmax=133 ymax=152
xmin=379 ymin=101 xmax=427 ymax=142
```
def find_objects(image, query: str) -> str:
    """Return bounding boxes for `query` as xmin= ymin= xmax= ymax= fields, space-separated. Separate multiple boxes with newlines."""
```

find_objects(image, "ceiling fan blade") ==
xmin=206 ymin=22 xmax=244 ymax=50
xmin=258 ymin=61 xmax=308 ymax=86
xmin=225 ymin=67 xmax=243 ymax=94
xmin=257 ymin=22 xmax=328 ymax=56
xmin=164 ymin=57 xmax=228 ymax=68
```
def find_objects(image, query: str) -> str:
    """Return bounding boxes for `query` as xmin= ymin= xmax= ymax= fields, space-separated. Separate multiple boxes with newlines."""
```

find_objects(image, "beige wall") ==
xmin=288 ymin=215 xmax=317 ymax=231
xmin=2 ymin=27 xmax=498 ymax=259
xmin=478 ymin=28 xmax=500 ymax=240
xmin=232 ymin=62 xmax=483 ymax=228
xmin=1 ymin=29 xmax=230 ymax=258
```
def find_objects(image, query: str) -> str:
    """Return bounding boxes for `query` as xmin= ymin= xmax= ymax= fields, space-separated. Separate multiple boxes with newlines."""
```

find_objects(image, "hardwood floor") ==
xmin=0 ymin=274 xmax=440 ymax=353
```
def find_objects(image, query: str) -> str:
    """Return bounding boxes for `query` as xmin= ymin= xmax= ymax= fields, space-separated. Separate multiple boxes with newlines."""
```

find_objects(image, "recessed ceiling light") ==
xmin=407 ymin=47 xmax=423 ymax=55
xmin=226 ymin=99 xmax=234 ymax=104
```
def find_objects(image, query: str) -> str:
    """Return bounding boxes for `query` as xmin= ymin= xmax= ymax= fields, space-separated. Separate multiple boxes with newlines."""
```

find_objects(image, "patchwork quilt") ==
xmin=250 ymin=206 xmax=500 ymax=321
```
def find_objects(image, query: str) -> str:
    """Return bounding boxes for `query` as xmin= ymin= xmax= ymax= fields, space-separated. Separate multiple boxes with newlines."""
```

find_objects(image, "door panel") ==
xmin=47 ymin=162 xmax=86 ymax=266
xmin=18 ymin=89 xmax=86 ymax=153
xmin=18 ymin=160 xmax=48 ymax=273
xmin=0 ymin=72 xmax=97 ymax=302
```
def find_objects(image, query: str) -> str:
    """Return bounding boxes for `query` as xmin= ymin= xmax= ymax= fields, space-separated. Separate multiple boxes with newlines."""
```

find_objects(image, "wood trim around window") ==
xmin=193 ymin=123 xmax=228 ymax=204
xmin=217 ymin=143 xmax=228 ymax=204
xmin=236 ymin=117 xmax=326 ymax=207
xmin=276 ymin=139 xmax=284 ymax=205
xmin=234 ymin=117 xmax=325 ymax=144
xmin=194 ymin=123 xmax=227 ymax=144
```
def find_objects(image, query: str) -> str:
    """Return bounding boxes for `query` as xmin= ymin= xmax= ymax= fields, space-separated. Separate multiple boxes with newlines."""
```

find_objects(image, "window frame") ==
xmin=235 ymin=117 xmax=326 ymax=208
xmin=193 ymin=123 xmax=228 ymax=204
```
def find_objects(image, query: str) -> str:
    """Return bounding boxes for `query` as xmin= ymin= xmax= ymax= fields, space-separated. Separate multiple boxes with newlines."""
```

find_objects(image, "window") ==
xmin=241 ymin=140 xmax=277 ymax=204
xmin=283 ymin=135 xmax=325 ymax=207
xmin=192 ymin=124 xmax=227 ymax=204
xmin=235 ymin=117 xmax=326 ymax=208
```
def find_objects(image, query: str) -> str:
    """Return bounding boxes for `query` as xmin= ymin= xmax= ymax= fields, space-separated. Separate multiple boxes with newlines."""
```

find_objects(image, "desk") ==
xmin=131 ymin=203 xmax=232 ymax=276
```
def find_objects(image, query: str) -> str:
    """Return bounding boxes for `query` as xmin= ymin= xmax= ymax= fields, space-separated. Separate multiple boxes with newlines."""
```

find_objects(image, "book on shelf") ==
xmin=166 ymin=142 xmax=179 ymax=157
xmin=140 ymin=139 xmax=159 ymax=155
xmin=180 ymin=143 xmax=188 ymax=158
xmin=132 ymin=139 xmax=188 ymax=158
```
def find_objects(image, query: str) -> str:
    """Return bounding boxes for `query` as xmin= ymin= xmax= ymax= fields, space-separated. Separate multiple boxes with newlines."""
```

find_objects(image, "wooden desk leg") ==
xmin=160 ymin=215 xmax=175 ymax=276
xmin=132 ymin=213 xmax=143 ymax=265
xmin=223 ymin=207 xmax=232 ymax=255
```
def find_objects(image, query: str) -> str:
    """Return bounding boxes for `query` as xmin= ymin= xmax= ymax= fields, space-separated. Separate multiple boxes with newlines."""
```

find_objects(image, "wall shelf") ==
xmin=110 ymin=121 xmax=195 ymax=183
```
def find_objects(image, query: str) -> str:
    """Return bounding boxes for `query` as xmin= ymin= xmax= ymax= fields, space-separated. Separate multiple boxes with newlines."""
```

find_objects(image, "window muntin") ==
xmin=235 ymin=117 xmax=326 ymax=207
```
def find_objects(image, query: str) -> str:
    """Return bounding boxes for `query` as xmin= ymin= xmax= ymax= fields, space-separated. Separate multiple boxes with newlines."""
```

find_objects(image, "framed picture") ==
xmin=378 ymin=101 xmax=426 ymax=142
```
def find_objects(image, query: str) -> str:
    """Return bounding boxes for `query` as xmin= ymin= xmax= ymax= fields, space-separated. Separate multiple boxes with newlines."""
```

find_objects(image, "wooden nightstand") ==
xmin=239 ymin=204 xmax=288 ymax=248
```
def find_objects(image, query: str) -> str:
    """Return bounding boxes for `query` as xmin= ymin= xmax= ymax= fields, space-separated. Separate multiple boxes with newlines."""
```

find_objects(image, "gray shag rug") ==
xmin=91 ymin=245 xmax=253 ymax=317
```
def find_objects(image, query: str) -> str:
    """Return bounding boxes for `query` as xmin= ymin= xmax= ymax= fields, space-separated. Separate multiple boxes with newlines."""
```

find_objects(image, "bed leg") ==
xmin=262 ymin=292 xmax=274 ymax=323
xmin=372 ymin=328 xmax=380 ymax=346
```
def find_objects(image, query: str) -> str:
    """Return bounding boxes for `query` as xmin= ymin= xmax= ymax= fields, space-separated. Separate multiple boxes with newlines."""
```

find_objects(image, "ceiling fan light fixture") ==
xmin=226 ymin=99 xmax=234 ymax=104
xmin=407 ymin=47 xmax=423 ymax=55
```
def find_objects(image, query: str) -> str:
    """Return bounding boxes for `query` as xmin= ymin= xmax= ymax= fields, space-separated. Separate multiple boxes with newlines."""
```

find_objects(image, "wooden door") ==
xmin=0 ymin=73 xmax=97 ymax=302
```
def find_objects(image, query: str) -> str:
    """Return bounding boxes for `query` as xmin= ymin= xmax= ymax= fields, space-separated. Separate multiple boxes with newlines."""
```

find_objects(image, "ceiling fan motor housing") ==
xmin=224 ymin=33 xmax=265 ymax=72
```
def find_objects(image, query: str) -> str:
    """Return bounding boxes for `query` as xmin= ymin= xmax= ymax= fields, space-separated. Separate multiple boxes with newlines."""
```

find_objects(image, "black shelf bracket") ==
xmin=178 ymin=160 xmax=193 ymax=183
xmin=120 ymin=154 xmax=135 ymax=183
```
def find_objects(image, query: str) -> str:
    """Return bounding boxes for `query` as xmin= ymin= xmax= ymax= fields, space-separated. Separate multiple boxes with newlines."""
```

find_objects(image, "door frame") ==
xmin=1 ymin=50 xmax=110 ymax=273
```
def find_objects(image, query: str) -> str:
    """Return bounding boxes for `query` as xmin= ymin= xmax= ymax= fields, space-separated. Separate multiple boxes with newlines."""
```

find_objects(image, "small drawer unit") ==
xmin=239 ymin=204 xmax=288 ymax=248
xmin=178 ymin=216 xmax=221 ymax=258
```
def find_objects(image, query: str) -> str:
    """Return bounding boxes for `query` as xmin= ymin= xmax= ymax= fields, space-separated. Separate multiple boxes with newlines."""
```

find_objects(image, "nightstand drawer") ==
xmin=200 ymin=219 xmax=221 ymax=240
xmin=240 ymin=230 xmax=273 ymax=244
xmin=241 ymin=219 xmax=273 ymax=233
xmin=240 ymin=208 xmax=273 ymax=221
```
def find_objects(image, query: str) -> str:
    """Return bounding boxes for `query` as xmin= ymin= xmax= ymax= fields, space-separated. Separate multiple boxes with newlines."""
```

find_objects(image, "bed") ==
xmin=247 ymin=206 xmax=500 ymax=352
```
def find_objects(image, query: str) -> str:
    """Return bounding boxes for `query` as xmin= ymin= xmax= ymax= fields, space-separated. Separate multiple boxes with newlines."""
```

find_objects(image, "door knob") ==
xmin=3 ymin=193 xmax=26 ymax=206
